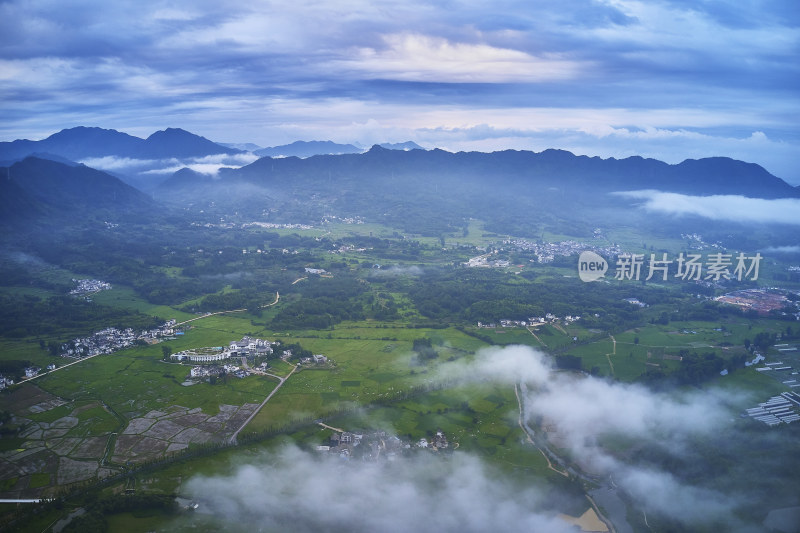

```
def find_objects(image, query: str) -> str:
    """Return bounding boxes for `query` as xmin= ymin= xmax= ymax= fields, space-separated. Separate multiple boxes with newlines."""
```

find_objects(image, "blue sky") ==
xmin=1 ymin=0 xmax=798 ymax=183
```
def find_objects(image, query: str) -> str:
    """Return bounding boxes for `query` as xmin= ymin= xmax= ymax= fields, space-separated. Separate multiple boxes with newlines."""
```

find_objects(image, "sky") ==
xmin=1 ymin=0 xmax=798 ymax=183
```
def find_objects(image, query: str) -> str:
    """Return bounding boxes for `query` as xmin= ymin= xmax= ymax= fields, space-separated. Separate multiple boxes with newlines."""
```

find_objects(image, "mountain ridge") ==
xmin=0 ymin=127 xmax=241 ymax=163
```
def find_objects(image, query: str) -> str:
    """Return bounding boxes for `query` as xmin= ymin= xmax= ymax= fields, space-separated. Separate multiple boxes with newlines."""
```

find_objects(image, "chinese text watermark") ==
xmin=579 ymin=251 xmax=762 ymax=282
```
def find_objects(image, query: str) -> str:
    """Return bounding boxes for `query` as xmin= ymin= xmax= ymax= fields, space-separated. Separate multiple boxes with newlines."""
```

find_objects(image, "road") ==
xmin=317 ymin=422 xmax=345 ymax=432
xmin=175 ymin=291 xmax=280 ymax=327
xmin=229 ymin=363 xmax=298 ymax=444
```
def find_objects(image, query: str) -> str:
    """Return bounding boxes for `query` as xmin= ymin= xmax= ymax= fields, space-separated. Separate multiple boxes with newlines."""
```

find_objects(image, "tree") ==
xmin=161 ymin=345 xmax=172 ymax=359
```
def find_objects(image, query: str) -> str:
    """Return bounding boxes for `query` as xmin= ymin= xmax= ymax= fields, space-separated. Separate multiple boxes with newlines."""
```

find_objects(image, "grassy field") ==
xmin=34 ymin=343 xmax=277 ymax=420
xmin=91 ymin=286 xmax=196 ymax=322
xmin=245 ymin=327 xmax=487 ymax=432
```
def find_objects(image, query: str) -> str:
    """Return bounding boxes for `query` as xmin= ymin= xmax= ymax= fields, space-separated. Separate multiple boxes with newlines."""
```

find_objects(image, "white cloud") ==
xmin=337 ymin=33 xmax=588 ymax=83
xmin=615 ymin=190 xmax=800 ymax=225
xmin=760 ymin=245 xmax=800 ymax=253
xmin=81 ymin=152 xmax=258 ymax=176
xmin=185 ymin=445 xmax=574 ymax=533
xmin=435 ymin=345 xmax=749 ymax=528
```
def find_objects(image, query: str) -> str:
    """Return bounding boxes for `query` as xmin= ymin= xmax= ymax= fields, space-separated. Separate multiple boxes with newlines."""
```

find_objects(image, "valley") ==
xmin=0 ymin=133 xmax=799 ymax=532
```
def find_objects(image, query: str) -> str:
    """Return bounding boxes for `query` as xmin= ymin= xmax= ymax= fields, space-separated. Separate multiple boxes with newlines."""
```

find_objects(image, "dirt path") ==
xmin=514 ymin=383 xmax=568 ymax=477
xmin=317 ymin=422 xmax=345 ymax=433
xmin=229 ymin=363 xmax=297 ymax=444
xmin=526 ymin=326 xmax=547 ymax=347
xmin=605 ymin=334 xmax=616 ymax=377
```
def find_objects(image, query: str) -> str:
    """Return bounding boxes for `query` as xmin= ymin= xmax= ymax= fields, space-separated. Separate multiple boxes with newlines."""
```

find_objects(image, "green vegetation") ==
xmin=1 ymin=202 xmax=798 ymax=533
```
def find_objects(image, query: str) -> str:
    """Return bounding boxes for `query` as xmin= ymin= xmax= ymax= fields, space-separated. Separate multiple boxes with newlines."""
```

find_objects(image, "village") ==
xmin=316 ymin=427 xmax=451 ymax=463
xmin=69 ymin=278 xmax=112 ymax=297
xmin=477 ymin=313 xmax=581 ymax=329
xmin=0 ymin=320 xmax=181 ymax=386
xmin=171 ymin=336 xmax=329 ymax=383
xmin=503 ymin=238 xmax=622 ymax=264
xmin=716 ymin=288 xmax=800 ymax=318
xmin=58 ymin=320 xmax=180 ymax=360
xmin=465 ymin=239 xmax=622 ymax=268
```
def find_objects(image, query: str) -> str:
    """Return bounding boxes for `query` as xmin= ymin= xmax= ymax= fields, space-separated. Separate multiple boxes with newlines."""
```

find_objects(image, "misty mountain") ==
xmin=228 ymin=146 xmax=799 ymax=199
xmin=254 ymin=140 xmax=363 ymax=158
xmin=158 ymin=145 xmax=798 ymax=236
xmin=0 ymin=126 xmax=241 ymax=163
xmin=219 ymin=142 xmax=263 ymax=152
xmin=158 ymin=167 xmax=215 ymax=191
xmin=0 ymin=157 xmax=155 ymax=226
xmin=378 ymin=141 xmax=424 ymax=151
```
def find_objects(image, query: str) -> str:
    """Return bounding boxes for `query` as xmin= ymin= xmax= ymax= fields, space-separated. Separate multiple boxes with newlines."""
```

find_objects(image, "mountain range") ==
xmin=0 ymin=127 xmax=241 ymax=164
xmin=2 ymin=126 xmax=798 ymax=236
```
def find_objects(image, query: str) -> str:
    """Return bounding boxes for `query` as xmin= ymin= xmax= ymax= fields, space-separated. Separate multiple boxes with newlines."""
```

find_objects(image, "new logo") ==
xmin=578 ymin=251 xmax=608 ymax=282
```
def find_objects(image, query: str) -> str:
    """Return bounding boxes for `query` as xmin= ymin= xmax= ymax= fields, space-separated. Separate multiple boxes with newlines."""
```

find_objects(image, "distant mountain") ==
xmin=227 ymin=146 xmax=798 ymax=199
xmin=0 ymin=152 xmax=79 ymax=168
xmin=157 ymin=167 xmax=214 ymax=191
xmin=139 ymin=128 xmax=241 ymax=159
xmin=0 ymin=157 xmax=154 ymax=226
xmin=219 ymin=142 xmax=263 ymax=152
xmin=254 ymin=141 xmax=362 ymax=158
xmin=162 ymin=145 xmax=800 ymax=235
xmin=0 ymin=126 xmax=241 ymax=163
xmin=378 ymin=141 xmax=424 ymax=151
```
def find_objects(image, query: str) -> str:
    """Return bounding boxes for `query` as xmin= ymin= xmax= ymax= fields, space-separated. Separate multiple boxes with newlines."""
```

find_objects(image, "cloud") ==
xmin=185 ymin=445 xmax=574 ymax=533
xmin=0 ymin=0 xmax=798 ymax=185
xmin=434 ymin=345 xmax=751 ymax=528
xmin=79 ymin=156 xmax=161 ymax=171
xmin=336 ymin=33 xmax=588 ymax=83
xmin=760 ymin=245 xmax=800 ymax=254
xmin=81 ymin=152 xmax=259 ymax=176
xmin=614 ymin=190 xmax=800 ymax=225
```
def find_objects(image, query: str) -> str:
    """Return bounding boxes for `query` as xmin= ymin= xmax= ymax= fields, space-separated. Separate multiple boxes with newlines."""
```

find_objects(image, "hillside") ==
xmin=0 ymin=157 xmax=155 ymax=226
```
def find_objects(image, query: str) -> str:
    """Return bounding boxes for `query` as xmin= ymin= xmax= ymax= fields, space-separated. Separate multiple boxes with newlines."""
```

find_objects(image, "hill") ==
xmin=254 ymin=140 xmax=362 ymax=158
xmin=0 ymin=157 xmax=155 ymax=227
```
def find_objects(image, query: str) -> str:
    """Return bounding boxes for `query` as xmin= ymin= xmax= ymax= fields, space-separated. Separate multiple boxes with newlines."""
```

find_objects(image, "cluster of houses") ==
xmin=69 ymin=278 xmax=112 ymax=296
xmin=330 ymin=244 xmax=369 ymax=254
xmin=1 ymin=363 xmax=59 ymax=388
xmin=171 ymin=336 xmax=277 ymax=363
xmin=680 ymin=233 xmax=724 ymax=251
xmin=318 ymin=429 xmax=450 ymax=462
xmin=241 ymin=222 xmax=313 ymax=230
xmin=188 ymin=359 xmax=273 ymax=382
xmin=465 ymin=252 xmax=510 ymax=268
xmin=504 ymin=239 xmax=622 ymax=264
xmin=59 ymin=320 xmax=179 ymax=359
xmin=477 ymin=314 xmax=581 ymax=329
xmin=321 ymin=215 xmax=365 ymax=225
